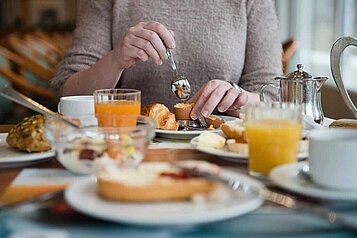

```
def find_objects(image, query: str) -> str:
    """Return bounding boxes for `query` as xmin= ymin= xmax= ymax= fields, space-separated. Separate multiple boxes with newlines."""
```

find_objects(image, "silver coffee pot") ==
xmin=330 ymin=37 xmax=357 ymax=118
xmin=260 ymin=64 xmax=328 ymax=124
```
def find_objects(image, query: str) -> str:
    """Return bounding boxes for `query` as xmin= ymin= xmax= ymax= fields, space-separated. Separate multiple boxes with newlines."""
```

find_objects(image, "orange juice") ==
xmin=245 ymin=119 xmax=302 ymax=176
xmin=95 ymin=100 xmax=140 ymax=127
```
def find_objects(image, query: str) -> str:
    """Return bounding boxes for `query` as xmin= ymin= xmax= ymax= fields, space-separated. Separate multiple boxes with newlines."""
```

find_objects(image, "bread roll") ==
xmin=329 ymin=119 xmax=357 ymax=129
xmin=97 ymin=161 xmax=219 ymax=202
xmin=221 ymin=119 xmax=247 ymax=143
xmin=6 ymin=115 xmax=51 ymax=152
xmin=142 ymin=103 xmax=178 ymax=130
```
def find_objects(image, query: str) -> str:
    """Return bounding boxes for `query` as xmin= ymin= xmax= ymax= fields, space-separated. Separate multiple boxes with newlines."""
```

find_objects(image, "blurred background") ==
xmin=0 ymin=0 xmax=356 ymax=124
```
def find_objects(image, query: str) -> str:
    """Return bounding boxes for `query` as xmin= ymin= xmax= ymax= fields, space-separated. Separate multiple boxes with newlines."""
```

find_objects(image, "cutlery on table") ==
xmin=0 ymin=85 xmax=80 ymax=128
xmin=166 ymin=49 xmax=191 ymax=100
xmin=176 ymin=166 xmax=357 ymax=231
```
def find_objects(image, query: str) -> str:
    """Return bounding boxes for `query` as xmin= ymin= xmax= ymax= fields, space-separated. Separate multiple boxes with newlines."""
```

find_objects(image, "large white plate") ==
xmin=269 ymin=162 xmax=357 ymax=201
xmin=190 ymin=136 xmax=308 ymax=163
xmin=65 ymin=169 xmax=264 ymax=226
xmin=155 ymin=115 xmax=236 ymax=140
xmin=0 ymin=133 xmax=54 ymax=166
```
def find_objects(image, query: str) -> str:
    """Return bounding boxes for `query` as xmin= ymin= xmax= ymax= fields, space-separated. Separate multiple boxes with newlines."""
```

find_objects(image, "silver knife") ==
xmin=176 ymin=166 xmax=357 ymax=231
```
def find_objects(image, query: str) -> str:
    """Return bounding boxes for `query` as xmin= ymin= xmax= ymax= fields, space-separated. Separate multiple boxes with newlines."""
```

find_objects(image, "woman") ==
xmin=52 ymin=0 xmax=282 ymax=119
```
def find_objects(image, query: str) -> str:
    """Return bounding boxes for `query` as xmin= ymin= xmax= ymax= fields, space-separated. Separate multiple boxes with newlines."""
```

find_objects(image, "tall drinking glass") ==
xmin=244 ymin=103 xmax=302 ymax=177
xmin=93 ymin=89 xmax=141 ymax=127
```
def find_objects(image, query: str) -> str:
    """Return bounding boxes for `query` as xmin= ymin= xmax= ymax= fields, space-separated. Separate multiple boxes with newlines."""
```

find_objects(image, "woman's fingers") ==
xmin=190 ymin=80 xmax=247 ymax=120
xmin=127 ymin=34 xmax=162 ymax=64
xmin=217 ymin=87 xmax=241 ymax=112
xmin=116 ymin=21 xmax=175 ymax=68
xmin=143 ymin=21 xmax=175 ymax=48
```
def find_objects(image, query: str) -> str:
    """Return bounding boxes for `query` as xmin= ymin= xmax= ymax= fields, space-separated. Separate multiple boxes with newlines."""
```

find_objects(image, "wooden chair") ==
xmin=7 ymin=34 xmax=58 ymax=72
xmin=0 ymin=46 xmax=54 ymax=99
xmin=282 ymin=38 xmax=298 ymax=75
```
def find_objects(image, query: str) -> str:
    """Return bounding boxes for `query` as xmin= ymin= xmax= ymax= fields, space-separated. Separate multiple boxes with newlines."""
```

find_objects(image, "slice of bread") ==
xmin=97 ymin=161 xmax=219 ymax=202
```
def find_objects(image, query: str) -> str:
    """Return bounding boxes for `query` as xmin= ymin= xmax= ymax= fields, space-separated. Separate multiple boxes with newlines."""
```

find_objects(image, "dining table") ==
xmin=0 ymin=124 xmax=357 ymax=238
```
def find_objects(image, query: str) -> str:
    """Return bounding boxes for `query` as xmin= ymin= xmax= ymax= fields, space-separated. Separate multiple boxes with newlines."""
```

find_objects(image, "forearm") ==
xmin=62 ymin=50 xmax=123 ymax=96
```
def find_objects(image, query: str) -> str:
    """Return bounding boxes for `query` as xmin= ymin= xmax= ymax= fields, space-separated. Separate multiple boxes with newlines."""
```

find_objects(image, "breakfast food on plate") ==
xmin=226 ymin=139 xmax=249 ymax=154
xmin=97 ymin=160 xmax=219 ymax=202
xmin=221 ymin=119 xmax=247 ymax=143
xmin=329 ymin=119 xmax=357 ymax=128
xmin=142 ymin=103 xmax=178 ymax=130
xmin=173 ymin=103 xmax=194 ymax=120
xmin=6 ymin=114 xmax=51 ymax=152
xmin=204 ymin=115 xmax=225 ymax=129
xmin=197 ymin=132 xmax=226 ymax=149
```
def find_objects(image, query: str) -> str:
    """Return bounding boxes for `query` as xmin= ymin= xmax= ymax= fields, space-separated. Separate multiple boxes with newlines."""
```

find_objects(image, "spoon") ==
xmin=166 ymin=49 xmax=191 ymax=100
xmin=0 ymin=85 xmax=80 ymax=128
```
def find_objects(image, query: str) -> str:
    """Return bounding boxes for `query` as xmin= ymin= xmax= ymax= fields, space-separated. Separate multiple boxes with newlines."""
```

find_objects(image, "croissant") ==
xmin=142 ymin=103 xmax=179 ymax=130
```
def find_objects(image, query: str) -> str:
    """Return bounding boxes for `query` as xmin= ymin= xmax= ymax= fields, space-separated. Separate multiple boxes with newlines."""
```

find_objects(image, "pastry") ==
xmin=329 ymin=119 xmax=357 ymax=128
xmin=226 ymin=139 xmax=248 ymax=154
xmin=221 ymin=119 xmax=247 ymax=143
xmin=142 ymin=103 xmax=179 ymax=130
xmin=6 ymin=115 xmax=51 ymax=152
xmin=97 ymin=160 xmax=219 ymax=202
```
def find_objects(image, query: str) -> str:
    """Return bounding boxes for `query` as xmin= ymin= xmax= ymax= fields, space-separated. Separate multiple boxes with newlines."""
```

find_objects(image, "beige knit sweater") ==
xmin=52 ymin=0 xmax=282 ymax=109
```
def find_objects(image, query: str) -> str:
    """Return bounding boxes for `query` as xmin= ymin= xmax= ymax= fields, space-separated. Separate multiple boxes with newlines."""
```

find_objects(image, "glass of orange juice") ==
xmin=93 ymin=89 xmax=141 ymax=127
xmin=244 ymin=102 xmax=302 ymax=177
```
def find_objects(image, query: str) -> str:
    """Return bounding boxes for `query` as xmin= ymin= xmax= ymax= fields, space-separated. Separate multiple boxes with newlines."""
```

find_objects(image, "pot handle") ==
xmin=260 ymin=84 xmax=280 ymax=102
xmin=330 ymin=37 xmax=357 ymax=118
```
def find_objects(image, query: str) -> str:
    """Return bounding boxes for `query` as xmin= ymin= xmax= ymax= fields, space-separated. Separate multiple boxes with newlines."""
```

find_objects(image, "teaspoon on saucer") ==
xmin=166 ymin=49 xmax=191 ymax=100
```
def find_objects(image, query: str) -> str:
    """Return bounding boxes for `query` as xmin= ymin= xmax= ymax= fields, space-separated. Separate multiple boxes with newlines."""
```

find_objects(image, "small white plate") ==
xmin=65 ymin=169 xmax=264 ymax=226
xmin=269 ymin=162 xmax=357 ymax=201
xmin=155 ymin=116 xmax=236 ymax=140
xmin=190 ymin=136 xmax=308 ymax=163
xmin=0 ymin=133 xmax=54 ymax=166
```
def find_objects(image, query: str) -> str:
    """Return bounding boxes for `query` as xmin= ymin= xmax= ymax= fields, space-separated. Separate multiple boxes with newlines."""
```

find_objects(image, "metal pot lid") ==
xmin=286 ymin=63 xmax=312 ymax=80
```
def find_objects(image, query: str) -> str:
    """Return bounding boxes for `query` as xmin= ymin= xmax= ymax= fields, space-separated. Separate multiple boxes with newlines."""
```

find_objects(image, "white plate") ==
xmin=0 ymin=133 xmax=54 ymax=166
xmin=190 ymin=136 xmax=308 ymax=163
xmin=269 ymin=162 xmax=357 ymax=201
xmin=155 ymin=116 xmax=236 ymax=140
xmin=65 ymin=169 xmax=264 ymax=226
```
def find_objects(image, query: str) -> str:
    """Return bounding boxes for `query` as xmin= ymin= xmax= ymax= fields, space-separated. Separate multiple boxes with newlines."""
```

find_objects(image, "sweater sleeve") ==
xmin=51 ymin=0 xmax=113 ymax=97
xmin=238 ymin=0 xmax=282 ymax=101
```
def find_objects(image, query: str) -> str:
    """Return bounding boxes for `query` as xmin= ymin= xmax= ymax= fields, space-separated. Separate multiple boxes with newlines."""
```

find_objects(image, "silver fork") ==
xmin=176 ymin=166 xmax=357 ymax=231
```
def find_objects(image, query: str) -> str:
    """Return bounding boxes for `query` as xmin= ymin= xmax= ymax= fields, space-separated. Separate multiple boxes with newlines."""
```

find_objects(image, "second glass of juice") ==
xmin=93 ymin=89 xmax=141 ymax=127
xmin=244 ymin=103 xmax=302 ymax=177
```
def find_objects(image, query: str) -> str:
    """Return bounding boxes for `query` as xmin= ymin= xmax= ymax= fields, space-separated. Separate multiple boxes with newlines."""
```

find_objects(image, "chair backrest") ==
xmin=7 ymin=34 xmax=57 ymax=73
xmin=282 ymin=39 xmax=298 ymax=75
xmin=0 ymin=46 xmax=54 ymax=99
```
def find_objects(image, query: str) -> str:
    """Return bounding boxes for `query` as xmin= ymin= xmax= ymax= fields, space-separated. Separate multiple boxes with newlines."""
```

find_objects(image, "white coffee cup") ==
xmin=58 ymin=95 xmax=95 ymax=117
xmin=309 ymin=128 xmax=357 ymax=190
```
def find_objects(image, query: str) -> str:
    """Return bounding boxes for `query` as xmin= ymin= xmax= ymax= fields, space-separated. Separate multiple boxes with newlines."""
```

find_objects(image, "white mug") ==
xmin=309 ymin=128 xmax=357 ymax=190
xmin=58 ymin=95 xmax=95 ymax=117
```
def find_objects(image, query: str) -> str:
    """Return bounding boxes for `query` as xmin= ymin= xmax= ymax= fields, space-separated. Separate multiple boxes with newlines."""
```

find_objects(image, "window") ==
xmin=276 ymin=0 xmax=357 ymax=90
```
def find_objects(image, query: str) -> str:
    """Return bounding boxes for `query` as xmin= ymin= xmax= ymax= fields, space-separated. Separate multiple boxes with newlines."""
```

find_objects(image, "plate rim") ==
xmin=0 ymin=133 xmax=55 ymax=163
xmin=190 ymin=136 xmax=308 ymax=161
xmin=269 ymin=161 xmax=357 ymax=201
xmin=65 ymin=169 xmax=264 ymax=226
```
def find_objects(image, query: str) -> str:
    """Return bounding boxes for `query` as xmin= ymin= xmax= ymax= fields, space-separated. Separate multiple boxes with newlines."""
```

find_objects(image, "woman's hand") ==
xmin=113 ymin=21 xmax=175 ymax=70
xmin=189 ymin=80 xmax=252 ymax=120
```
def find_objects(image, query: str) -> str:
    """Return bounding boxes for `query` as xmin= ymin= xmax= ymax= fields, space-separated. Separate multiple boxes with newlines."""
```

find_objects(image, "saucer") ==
xmin=269 ymin=162 xmax=357 ymax=201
